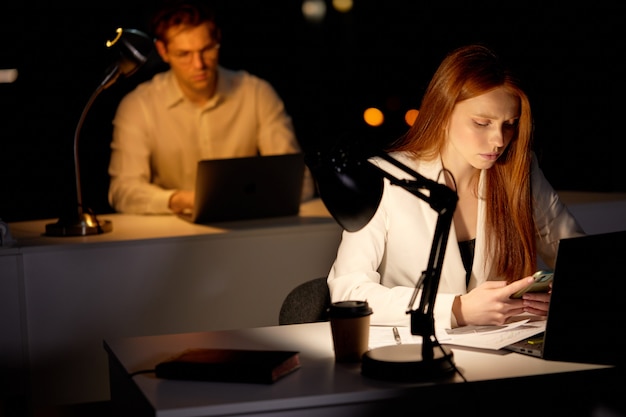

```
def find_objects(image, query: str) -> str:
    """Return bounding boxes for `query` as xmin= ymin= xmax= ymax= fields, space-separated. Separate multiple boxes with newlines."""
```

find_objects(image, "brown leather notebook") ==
xmin=155 ymin=348 xmax=301 ymax=384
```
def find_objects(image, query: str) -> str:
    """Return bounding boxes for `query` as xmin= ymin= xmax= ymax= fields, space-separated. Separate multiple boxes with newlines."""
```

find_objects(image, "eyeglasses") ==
xmin=169 ymin=43 xmax=221 ymax=64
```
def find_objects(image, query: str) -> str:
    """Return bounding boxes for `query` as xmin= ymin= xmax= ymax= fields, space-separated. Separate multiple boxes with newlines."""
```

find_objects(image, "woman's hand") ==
xmin=521 ymin=289 xmax=551 ymax=316
xmin=453 ymin=276 xmax=549 ymax=326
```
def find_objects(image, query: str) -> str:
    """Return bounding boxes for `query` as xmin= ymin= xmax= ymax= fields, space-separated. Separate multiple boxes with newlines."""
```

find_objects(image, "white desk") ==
xmin=3 ymin=192 xmax=626 ymax=410
xmin=1 ymin=199 xmax=342 ymax=408
xmin=104 ymin=322 xmax=620 ymax=417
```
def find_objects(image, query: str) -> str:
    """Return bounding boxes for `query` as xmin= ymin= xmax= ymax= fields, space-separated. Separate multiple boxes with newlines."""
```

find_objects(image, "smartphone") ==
xmin=510 ymin=270 xmax=554 ymax=299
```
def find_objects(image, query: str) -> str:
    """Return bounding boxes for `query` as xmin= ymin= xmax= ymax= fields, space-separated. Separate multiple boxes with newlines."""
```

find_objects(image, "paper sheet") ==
xmin=436 ymin=319 xmax=546 ymax=350
xmin=369 ymin=326 xmax=420 ymax=349
xmin=369 ymin=316 xmax=546 ymax=351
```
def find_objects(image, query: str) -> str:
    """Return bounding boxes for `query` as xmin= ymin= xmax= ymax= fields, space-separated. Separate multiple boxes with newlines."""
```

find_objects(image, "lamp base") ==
xmin=45 ymin=213 xmax=113 ymax=236
xmin=361 ymin=343 xmax=455 ymax=382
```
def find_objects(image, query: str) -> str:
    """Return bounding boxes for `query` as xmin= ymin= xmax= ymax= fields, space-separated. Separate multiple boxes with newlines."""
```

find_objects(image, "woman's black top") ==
xmin=458 ymin=238 xmax=475 ymax=287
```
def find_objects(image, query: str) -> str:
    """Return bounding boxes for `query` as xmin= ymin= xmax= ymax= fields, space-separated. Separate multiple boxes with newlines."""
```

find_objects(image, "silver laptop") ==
xmin=505 ymin=230 xmax=626 ymax=365
xmin=181 ymin=153 xmax=305 ymax=224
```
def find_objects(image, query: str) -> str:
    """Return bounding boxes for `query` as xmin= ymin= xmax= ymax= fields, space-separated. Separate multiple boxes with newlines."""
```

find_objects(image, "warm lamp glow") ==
xmin=106 ymin=28 xmax=124 ymax=48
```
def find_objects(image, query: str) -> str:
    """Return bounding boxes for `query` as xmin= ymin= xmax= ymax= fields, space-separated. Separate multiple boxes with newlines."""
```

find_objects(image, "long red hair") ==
xmin=388 ymin=44 xmax=536 ymax=282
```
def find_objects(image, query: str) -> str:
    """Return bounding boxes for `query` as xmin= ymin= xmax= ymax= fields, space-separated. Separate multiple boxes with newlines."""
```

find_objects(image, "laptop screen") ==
xmin=542 ymin=230 xmax=626 ymax=365
xmin=190 ymin=153 xmax=305 ymax=224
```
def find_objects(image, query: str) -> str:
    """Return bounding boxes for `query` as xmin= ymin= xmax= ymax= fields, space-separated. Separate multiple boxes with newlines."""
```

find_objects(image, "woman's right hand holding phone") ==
xmin=453 ymin=274 xmax=553 ymax=326
xmin=453 ymin=276 xmax=537 ymax=326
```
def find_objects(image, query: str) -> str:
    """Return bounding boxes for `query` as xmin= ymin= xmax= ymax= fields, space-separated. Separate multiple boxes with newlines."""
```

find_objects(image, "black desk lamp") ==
xmin=307 ymin=144 xmax=458 ymax=381
xmin=45 ymin=28 xmax=152 ymax=236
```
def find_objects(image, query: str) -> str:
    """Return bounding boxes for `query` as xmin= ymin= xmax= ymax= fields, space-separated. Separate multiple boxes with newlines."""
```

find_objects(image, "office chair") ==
xmin=279 ymin=277 xmax=331 ymax=325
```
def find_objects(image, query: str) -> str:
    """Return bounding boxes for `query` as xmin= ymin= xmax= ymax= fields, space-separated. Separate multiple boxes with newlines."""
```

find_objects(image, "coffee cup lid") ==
xmin=328 ymin=300 xmax=373 ymax=318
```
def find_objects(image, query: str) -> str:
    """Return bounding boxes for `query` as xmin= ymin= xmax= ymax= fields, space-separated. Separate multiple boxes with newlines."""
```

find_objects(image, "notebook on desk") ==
xmin=180 ymin=153 xmax=305 ymax=224
xmin=504 ymin=229 xmax=626 ymax=365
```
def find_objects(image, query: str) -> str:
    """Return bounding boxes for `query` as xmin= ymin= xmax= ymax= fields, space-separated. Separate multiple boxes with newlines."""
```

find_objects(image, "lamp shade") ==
xmin=306 ymin=144 xmax=383 ymax=232
xmin=101 ymin=28 xmax=153 ymax=90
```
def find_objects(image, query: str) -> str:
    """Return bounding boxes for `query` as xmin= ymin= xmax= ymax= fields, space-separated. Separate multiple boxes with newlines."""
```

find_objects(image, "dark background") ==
xmin=1 ymin=1 xmax=625 ymax=222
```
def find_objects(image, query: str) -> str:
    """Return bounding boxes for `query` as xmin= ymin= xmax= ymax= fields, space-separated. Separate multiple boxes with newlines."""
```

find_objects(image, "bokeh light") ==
xmin=363 ymin=107 xmax=384 ymax=127
xmin=302 ymin=0 xmax=327 ymax=23
xmin=404 ymin=109 xmax=419 ymax=126
xmin=332 ymin=0 xmax=353 ymax=13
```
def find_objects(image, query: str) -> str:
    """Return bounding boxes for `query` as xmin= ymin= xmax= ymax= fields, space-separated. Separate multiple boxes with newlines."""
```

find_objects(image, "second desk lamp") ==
xmin=45 ymin=28 xmax=153 ymax=237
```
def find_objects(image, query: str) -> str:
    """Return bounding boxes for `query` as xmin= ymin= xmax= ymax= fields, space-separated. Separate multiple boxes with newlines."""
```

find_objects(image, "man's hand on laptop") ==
xmin=169 ymin=190 xmax=195 ymax=214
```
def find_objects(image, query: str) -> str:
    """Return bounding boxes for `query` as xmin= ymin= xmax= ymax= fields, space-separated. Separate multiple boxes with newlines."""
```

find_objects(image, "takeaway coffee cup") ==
xmin=328 ymin=300 xmax=373 ymax=362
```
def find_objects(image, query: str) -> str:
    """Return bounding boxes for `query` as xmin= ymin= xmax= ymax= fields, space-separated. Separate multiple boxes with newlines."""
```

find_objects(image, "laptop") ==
xmin=181 ymin=153 xmax=305 ymax=224
xmin=504 ymin=230 xmax=626 ymax=365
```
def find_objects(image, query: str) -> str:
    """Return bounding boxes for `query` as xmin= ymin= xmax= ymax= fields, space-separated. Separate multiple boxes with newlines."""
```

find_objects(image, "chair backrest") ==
xmin=279 ymin=277 xmax=331 ymax=325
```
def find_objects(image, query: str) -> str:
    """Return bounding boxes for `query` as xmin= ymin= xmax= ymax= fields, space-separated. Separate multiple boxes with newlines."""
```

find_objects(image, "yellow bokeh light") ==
xmin=332 ymin=0 xmax=353 ymax=13
xmin=364 ymin=107 xmax=384 ymax=127
xmin=405 ymin=109 xmax=419 ymax=126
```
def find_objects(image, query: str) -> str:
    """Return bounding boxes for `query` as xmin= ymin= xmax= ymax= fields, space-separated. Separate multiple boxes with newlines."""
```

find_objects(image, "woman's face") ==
xmin=445 ymin=86 xmax=520 ymax=171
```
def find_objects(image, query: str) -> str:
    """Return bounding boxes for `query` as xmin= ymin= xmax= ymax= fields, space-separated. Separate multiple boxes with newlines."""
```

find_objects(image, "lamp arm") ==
xmin=376 ymin=152 xmax=457 ymax=214
xmin=411 ymin=208 xmax=454 ymax=360
xmin=100 ymin=63 xmax=123 ymax=90
xmin=73 ymin=82 xmax=107 ymax=216
xmin=367 ymin=151 xmax=458 ymax=360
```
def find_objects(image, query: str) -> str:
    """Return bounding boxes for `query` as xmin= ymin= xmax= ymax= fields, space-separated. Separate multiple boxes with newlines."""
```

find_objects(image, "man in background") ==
xmin=108 ymin=0 xmax=314 ymax=214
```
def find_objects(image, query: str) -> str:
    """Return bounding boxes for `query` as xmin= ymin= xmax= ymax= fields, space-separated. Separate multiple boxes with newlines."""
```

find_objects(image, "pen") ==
xmin=392 ymin=327 xmax=402 ymax=345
